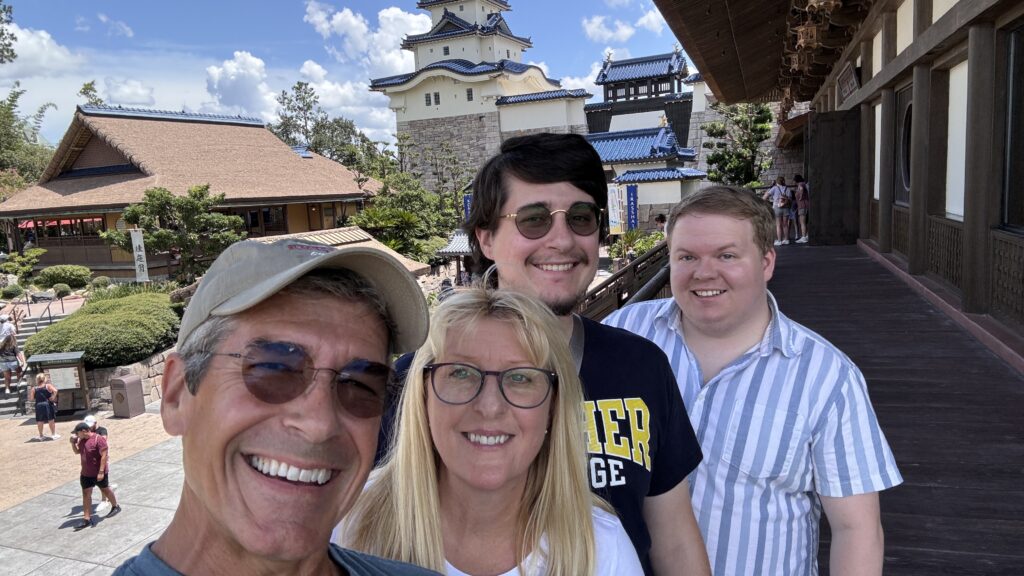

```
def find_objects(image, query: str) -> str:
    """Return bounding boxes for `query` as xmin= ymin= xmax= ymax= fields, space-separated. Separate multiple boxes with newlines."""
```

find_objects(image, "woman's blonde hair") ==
xmin=344 ymin=288 xmax=597 ymax=575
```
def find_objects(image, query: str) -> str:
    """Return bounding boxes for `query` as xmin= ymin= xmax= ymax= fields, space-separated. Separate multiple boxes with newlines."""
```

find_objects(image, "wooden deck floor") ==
xmin=768 ymin=244 xmax=1024 ymax=575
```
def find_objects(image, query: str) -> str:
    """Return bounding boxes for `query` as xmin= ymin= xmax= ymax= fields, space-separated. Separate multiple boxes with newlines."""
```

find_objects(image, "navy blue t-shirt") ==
xmin=378 ymin=316 xmax=702 ymax=575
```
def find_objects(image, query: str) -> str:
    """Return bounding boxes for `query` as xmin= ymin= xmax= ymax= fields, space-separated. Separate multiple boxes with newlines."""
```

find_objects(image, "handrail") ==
xmin=624 ymin=264 xmax=670 ymax=306
xmin=577 ymin=240 xmax=669 ymax=321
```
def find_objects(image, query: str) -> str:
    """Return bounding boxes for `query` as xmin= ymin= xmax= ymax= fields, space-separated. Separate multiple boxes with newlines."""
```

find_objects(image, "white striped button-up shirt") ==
xmin=604 ymin=293 xmax=902 ymax=576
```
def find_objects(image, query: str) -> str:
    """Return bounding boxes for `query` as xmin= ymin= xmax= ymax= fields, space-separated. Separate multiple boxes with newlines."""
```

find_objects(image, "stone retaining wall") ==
xmin=85 ymin=347 xmax=175 ymax=408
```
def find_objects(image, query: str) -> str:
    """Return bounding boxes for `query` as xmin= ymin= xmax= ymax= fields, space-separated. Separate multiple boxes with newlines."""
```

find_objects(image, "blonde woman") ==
xmin=31 ymin=373 xmax=59 ymax=441
xmin=341 ymin=289 xmax=642 ymax=575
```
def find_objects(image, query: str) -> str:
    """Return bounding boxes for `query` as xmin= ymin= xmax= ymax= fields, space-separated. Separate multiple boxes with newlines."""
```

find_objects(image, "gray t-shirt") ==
xmin=113 ymin=542 xmax=441 ymax=575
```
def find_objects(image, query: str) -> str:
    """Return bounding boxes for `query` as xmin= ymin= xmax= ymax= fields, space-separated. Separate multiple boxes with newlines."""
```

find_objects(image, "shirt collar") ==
xmin=654 ymin=291 xmax=799 ymax=358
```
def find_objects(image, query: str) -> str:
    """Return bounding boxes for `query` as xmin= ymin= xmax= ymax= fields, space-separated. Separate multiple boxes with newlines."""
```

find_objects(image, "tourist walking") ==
xmin=794 ymin=174 xmax=811 ymax=243
xmin=71 ymin=421 xmax=120 ymax=529
xmin=0 ymin=314 xmax=22 ymax=395
xmin=762 ymin=176 xmax=793 ymax=246
xmin=30 ymin=373 xmax=59 ymax=441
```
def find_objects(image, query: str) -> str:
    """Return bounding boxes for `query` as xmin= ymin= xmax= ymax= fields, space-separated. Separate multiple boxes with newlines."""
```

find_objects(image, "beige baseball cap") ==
xmin=176 ymin=239 xmax=429 ymax=354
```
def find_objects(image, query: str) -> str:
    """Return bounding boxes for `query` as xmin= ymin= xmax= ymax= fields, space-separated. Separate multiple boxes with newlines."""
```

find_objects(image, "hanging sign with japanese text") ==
xmin=129 ymin=229 xmax=149 ymax=282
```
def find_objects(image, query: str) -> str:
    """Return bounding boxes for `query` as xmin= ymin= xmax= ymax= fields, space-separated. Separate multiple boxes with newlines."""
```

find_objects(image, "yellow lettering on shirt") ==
xmin=625 ymin=398 xmax=651 ymax=470
xmin=597 ymin=399 xmax=631 ymax=460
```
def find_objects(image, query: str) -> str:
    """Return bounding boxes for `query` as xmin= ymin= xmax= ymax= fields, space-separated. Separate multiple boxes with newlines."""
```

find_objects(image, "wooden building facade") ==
xmin=0 ymin=105 xmax=380 ymax=278
xmin=654 ymin=0 xmax=1024 ymax=344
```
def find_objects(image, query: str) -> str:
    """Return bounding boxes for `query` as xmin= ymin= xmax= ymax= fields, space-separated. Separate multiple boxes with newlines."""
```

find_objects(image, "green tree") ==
xmin=100 ymin=185 xmax=246 ymax=282
xmin=0 ymin=82 xmax=56 ymax=182
xmin=0 ymin=1 xmax=16 ymax=64
xmin=701 ymin=102 xmax=773 ymax=187
xmin=78 ymin=80 xmax=105 ymax=106
xmin=0 ymin=167 xmax=26 ymax=201
xmin=268 ymin=82 xmax=384 ymax=170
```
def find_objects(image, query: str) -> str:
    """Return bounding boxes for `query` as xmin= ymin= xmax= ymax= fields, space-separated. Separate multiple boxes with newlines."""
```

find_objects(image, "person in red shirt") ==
xmin=70 ymin=421 xmax=120 ymax=529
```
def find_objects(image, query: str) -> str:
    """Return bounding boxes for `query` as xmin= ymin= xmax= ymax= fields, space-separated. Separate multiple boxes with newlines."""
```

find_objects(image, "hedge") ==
xmin=52 ymin=283 xmax=72 ymax=298
xmin=1 ymin=284 xmax=23 ymax=299
xmin=24 ymin=292 xmax=179 ymax=369
xmin=90 ymin=276 xmax=111 ymax=289
xmin=34 ymin=265 xmax=92 ymax=289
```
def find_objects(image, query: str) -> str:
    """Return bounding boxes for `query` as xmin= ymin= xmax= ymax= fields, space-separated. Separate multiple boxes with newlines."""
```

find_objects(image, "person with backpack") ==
xmin=762 ymin=176 xmax=793 ymax=246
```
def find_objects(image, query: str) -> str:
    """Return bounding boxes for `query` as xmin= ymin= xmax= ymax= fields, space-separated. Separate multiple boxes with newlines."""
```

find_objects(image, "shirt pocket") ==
xmin=719 ymin=403 xmax=805 ymax=480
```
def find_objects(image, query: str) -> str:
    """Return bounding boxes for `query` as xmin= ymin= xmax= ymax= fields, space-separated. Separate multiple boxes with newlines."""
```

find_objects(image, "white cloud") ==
xmin=527 ymin=60 xmax=551 ymax=78
xmin=605 ymin=0 xmax=632 ymax=7
xmin=635 ymin=9 xmax=665 ymax=35
xmin=74 ymin=16 xmax=90 ymax=33
xmin=103 ymin=77 xmax=155 ymax=106
xmin=559 ymin=60 xmax=604 ymax=99
xmin=0 ymin=23 xmax=85 ymax=79
xmin=204 ymin=51 xmax=278 ymax=121
xmin=582 ymin=15 xmax=635 ymax=44
xmin=97 ymin=13 xmax=134 ymax=38
xmin=300 ymin=60 xmax=328 ymax=83
xmin=302 ymin=1 xmax=429 ymax=79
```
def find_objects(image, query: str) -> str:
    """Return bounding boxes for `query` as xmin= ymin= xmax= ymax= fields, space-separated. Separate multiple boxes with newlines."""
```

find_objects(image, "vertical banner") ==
xmin=626 ymin=185 xmax=639 ymax=230
xmin=463 ymin=194 xmax=473 ymax=222
xmin=607 ymin=185 xmax=624 ymax=235
xmin=129 ymin=229 xmax=150 ymax=283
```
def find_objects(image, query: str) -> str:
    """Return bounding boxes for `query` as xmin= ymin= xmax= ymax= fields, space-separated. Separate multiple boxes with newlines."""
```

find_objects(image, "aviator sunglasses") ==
xmin=211 ymin=340 xmax=392 ymax=418
xmin=500 ymin=201 xmax=602 ymax=240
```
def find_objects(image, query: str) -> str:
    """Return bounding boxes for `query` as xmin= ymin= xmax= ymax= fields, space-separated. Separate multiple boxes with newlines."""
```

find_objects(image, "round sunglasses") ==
xmin=500 ymin=201 xmax=602 ymax=239
xmin=211 ymin=340 xmax=392 ymax=419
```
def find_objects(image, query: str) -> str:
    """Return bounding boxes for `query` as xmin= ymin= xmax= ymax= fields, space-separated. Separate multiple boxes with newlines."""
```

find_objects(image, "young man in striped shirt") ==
xmin=604 ymin=186 xmax=902 ymax=575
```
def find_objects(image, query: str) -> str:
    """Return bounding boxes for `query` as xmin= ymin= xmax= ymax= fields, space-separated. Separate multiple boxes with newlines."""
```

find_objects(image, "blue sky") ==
xmin=2 ymin=0 xmax=684 ymax=145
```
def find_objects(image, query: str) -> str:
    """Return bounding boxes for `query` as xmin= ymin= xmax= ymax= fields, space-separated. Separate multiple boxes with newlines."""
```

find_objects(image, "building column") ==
xmin=914 ymin=0 xmax=933 ymax=38
xmin=882 ymin=11 xmax=897 ymax=68
xmin=963 ymin=23 xmax=998 ymax=313
xmin=878 ymin=88 xmax=896 ymax=252
xmin=861 ymin=39 xmax=873 ymax=83
xmin=860 ymin=103 xmax=874 ymax=240
xmin=908 ymin=64 xmax=931 ymax=274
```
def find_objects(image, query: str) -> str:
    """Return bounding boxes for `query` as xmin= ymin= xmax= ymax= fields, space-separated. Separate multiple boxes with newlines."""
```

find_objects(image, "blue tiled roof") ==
xmin=371 ymin=59 xmax=543 ymax=89
xmin=683 ymin=72 xmax=703 ymax=84
xmin=585 ymin=127 xmax=692 ymax=163
xmin=613 ymin=167 xmax=706 ymax=183
xmin=418 ymin=0 xmax=510 ymax=9
xmin=595 ymin=52 xmax=687 ymax=85
xmin=583 ymin=92 xmax=692 ymax=111
xmin=403 ymin=9 xmax=530 ymax=48
xmin=437 ymin=230 xmax=472 ymax=256
xmin=78 ymin=104 xmax=265 ymax=126
xmin=496 ymin=89 xmax=591 ymax=105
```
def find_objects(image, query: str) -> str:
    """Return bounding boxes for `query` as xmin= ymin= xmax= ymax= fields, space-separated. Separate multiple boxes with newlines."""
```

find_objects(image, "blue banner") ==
xmin=627 ymin=185 xmax=639 ymax=230
xmin=463 ymin=194 xmax=473 ymax=222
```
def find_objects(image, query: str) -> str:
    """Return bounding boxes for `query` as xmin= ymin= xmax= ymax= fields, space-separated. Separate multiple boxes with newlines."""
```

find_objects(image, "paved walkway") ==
xmin=1 ymin=244 xmax=1020 ymax=575
xmin=0 ymin=405 xmax=181 ymax=576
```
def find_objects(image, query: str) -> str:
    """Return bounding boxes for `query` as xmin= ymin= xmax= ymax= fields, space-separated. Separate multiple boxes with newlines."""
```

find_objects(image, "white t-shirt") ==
xmin=444 ymin=506 xmax=643 ymax=576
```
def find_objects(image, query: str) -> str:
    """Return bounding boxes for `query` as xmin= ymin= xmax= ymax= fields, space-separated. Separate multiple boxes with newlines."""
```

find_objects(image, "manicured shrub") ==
xmin=52 ymin=283 xmax=72 ymax=299
xmin=90 ymin=276 xmax=111 ymax=289
xmin=24 ymin=292 xmax=179 ymax=369
xmin=86 ymin=281 xmax=178 ymax=303
xmin=1 ymin=284 xmax=23 ymax=299
xmin=34 ymin=265 xmax=92 ymax=289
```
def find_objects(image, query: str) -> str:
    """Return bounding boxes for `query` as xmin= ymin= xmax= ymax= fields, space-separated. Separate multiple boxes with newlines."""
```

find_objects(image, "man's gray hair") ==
xmin=177 ymin=268 xmax=396 ymax=394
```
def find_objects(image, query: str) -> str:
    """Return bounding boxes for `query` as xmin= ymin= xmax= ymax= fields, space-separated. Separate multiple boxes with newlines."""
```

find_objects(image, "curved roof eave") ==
xmin=371 ymin=60 xmax=555 ymax=92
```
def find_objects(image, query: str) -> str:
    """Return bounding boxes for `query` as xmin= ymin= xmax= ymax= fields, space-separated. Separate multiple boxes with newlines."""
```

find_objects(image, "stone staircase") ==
xmin=0 ymin=312 xmax=69 ymax=418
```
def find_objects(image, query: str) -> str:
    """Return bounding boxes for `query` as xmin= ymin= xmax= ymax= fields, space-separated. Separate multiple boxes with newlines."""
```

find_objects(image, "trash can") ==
xmin=110 ymin=375 xmax=145 ymax=418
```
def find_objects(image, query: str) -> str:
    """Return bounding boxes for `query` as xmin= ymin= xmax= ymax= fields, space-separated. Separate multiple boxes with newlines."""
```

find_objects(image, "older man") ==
xmin=113 ymin=239 xmax=437 ymax=575
xmin=604 ymin=186 xmax=902 ymax=575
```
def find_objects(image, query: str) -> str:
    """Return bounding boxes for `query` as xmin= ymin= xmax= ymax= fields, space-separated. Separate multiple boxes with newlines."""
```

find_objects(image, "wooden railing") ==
xmin=927 ymin=216 xmax=964 ymax=291
xmin=992 ymin=230 xmax=1024 ymax=328
xmin=893 ymin=205 xmax=910 ymax=257
xmin=578 ymin=241 xmax=669 ymax=321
